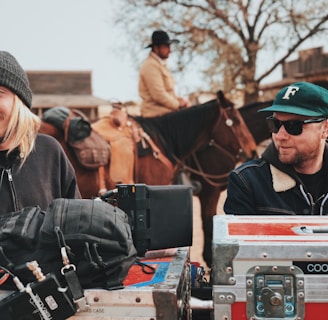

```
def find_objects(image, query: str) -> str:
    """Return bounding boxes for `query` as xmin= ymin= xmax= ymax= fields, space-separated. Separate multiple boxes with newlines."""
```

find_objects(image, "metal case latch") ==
xmin=246 ymin=265 xmax=305 ymax=320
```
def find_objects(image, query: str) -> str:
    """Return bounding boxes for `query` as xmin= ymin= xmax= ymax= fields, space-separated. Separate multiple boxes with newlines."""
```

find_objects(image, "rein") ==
xmin=178 ymin=153 xmax=230 ymax=188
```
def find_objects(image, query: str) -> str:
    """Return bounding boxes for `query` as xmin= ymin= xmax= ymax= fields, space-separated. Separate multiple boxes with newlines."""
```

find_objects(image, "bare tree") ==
xmin=113 ymin=0 xmax=328 ymax=104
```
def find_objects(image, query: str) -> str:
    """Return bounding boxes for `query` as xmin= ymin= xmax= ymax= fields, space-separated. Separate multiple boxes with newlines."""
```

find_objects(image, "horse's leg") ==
xmin=197 ymin=185 xmax=221 ymax=269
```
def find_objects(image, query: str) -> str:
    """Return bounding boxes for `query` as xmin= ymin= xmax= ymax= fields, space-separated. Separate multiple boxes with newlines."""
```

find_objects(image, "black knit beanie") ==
xmin=0 ymin=51 xmax=32 ymax=108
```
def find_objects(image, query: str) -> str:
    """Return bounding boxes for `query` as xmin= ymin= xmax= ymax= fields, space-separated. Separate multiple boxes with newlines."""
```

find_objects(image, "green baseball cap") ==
xmin=259 ymin=82 xmax=328 ymax=117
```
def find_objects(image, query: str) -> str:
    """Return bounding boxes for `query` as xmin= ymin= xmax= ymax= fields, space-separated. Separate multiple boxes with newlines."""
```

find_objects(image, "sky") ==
xmin=1 ymin=1 xmax=327 ymax=104
xmin=1 ymin=0 xmax=140 ymax=102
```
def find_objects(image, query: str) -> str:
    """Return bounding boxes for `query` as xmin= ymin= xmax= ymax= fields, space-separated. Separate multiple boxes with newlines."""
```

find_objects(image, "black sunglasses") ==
xmin=266 ymin=116 xmax=326 ymax=136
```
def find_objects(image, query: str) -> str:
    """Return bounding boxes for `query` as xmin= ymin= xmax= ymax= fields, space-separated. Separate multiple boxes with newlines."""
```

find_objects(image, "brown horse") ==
xmin=181 ymin=98 xmax=274 ymax=266
xmin=39 ymin=91 xmax=258 ymax=267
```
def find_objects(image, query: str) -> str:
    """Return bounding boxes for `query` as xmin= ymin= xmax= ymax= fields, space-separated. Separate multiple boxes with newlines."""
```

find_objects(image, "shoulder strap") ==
xmin=55 ymin=227 xmax=88 ymax=312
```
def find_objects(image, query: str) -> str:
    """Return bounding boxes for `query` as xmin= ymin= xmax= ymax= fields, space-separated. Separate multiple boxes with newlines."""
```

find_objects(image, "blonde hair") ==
xmin=4 ymin=95 xmax=41 ymax=166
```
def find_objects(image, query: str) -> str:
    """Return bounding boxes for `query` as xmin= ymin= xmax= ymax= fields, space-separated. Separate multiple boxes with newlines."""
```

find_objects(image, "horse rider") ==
xmin=138 ymin=30 xmax=191 ymax=117
xmin=93 ymin=30 xmax=193 ymax=185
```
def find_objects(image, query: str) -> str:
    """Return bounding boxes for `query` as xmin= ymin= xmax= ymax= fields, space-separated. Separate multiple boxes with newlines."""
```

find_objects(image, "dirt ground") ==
xmin=189 ymin=192 xmax=226 ymax=270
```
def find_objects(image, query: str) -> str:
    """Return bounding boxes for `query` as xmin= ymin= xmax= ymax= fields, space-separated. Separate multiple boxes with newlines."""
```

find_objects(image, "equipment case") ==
xmin=69 ymin=247 xmax=191 ymax=320
xmin=212 ymin=215 xmax=328 ymax=320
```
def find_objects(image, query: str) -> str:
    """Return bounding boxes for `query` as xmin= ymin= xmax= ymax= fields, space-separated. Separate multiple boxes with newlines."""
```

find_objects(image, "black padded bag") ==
xmin=0 ymin=200 xmax=136 ymax=290
xmin=39 ymin=198 xmax=137 ymax=289
xmin=0 ymin=206 xmax=44 ymax=273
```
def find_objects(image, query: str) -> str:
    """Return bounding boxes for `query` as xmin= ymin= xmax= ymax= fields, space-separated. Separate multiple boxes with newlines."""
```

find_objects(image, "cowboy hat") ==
xmin=146 ymin=30 xmax=179 ymax=48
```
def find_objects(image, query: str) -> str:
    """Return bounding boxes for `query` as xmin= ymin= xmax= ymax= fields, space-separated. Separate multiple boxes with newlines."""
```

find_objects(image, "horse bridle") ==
xmin=178 ymin=106 xmax=250 ymax=188
xmin=212 ymin=105 xmax=250 ymax=161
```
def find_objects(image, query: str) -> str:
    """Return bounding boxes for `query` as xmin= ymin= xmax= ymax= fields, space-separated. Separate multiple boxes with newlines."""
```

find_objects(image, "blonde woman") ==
xmin=0 ymin=51 xmax=80 ymax=214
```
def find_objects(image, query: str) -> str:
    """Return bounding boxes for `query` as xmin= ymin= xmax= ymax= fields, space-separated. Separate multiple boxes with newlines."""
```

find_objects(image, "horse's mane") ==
xmin=238 ymin=100 xmax=273 ymax=144
xmin=239 ymin=100 xmax=273 ymax=112
xmin=133 ymin=99 xmax=219 ymax=158
xmin=239 ymin=100 xmax=273 ymax=125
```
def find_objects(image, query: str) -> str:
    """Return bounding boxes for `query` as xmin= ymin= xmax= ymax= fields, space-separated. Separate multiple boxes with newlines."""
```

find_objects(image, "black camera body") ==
xmin=0 ymin=273 xmax=76 ymax=320
xmin=116 ymin=184 xmax=193 ymax=256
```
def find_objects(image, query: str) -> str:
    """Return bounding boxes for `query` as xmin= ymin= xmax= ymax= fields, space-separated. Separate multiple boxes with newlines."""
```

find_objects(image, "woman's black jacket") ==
xmin=0 ymin=134 xmax=81 ymax=215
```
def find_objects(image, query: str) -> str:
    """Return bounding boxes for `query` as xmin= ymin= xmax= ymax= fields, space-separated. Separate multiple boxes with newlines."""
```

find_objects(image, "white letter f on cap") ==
xmin=282 ymin=86 xmax=300 ymax=100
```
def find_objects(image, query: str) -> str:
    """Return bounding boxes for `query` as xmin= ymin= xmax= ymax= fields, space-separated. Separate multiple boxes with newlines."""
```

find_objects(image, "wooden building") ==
xmin=28 ymin=71 xmax=111 ymax=120
xmin=259 ymin=47 xmax=328 ymax=101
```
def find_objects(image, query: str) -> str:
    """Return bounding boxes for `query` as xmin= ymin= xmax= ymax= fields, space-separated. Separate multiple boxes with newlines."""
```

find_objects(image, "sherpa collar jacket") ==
xmin=224 ymin=142 xmax=328 ymax=216
xmin=0 ymin=134 xmax=81 ymax=215
xmin=138 ymin=52 xmax=180 ymax=117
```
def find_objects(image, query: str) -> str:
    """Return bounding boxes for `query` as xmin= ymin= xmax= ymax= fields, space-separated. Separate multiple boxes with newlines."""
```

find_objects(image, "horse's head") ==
xmin=212 ymin=91 xmax=258 ymax=162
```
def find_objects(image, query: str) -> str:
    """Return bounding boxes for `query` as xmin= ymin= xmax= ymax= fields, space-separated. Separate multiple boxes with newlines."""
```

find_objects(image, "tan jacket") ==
xmin=138 ymin=52 xmax=180 ymax=117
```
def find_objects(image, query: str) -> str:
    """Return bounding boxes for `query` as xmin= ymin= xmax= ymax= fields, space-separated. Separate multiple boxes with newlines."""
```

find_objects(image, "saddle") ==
xmin=92 ymin=109 xmax=135 ymax=184
xmin=43 ymin=106 xmax=174 ymax=188
xmin=92 ymin=107 xmax=175 ymax=185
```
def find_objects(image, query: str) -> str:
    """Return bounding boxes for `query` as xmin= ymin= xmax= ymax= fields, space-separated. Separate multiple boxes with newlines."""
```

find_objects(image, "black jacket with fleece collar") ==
xmin=0 ymin=134 xmax=81 ymax=215
xmin=224 ymin=142 xmax=328 ymax=215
